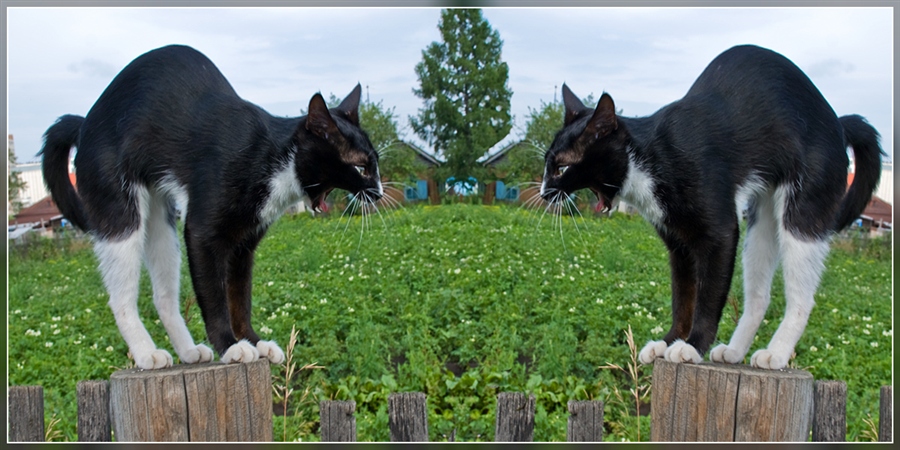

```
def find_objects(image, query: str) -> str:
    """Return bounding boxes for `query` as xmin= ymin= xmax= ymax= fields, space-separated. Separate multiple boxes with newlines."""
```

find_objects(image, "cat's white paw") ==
xmin=180 ymin=344 xmax=215 ymax=364
xmin=710 ymin=344 xmax=744 ymax=364
xmin=221 ymin=339 xmax=260 ymax=364
xmin=750 ymin=349 xmax=788 ymax=370
xmin=664 ymin=340 xmax=703 ymax=364
xmin=638 ymin=340 xmax=668 ymax=364
xmin=135 ymin=349 xmax=174 ymax=369
xmin=256 ymin=340 xmax=285 ymax=364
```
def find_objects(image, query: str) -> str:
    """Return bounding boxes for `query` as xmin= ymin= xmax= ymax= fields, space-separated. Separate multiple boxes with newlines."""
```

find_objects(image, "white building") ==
xmin=10 ymin=161 xmax=49 ymax=209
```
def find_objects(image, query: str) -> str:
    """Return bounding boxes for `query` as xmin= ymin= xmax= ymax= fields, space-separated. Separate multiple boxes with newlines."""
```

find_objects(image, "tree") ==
xmin=411 ymin=9 xmax=512 ymax=193
xmin=8 ymin=146 xmax=27 ymax=215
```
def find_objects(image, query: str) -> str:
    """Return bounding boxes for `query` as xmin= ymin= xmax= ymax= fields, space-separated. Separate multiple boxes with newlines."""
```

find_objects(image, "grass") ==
xmin=6 ymin=204 xmax=893 ymax=441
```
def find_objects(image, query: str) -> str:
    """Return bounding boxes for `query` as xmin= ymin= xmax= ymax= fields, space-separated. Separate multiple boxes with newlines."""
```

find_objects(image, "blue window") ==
xmin=404 ymin=179 xmax=428 ymax=200
xmin=495 ymin=181 xmax=519 ymax=201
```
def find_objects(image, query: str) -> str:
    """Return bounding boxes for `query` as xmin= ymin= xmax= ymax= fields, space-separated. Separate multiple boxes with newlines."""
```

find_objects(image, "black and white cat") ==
xmin=41 ymin=45 xmax=383 ymax=370
xmin=541 ymin=45 xmax=883 ymax=370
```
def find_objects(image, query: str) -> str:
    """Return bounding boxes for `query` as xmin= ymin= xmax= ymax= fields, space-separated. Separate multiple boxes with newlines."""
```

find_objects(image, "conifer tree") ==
xmin=412 ymin=9 xmax=512 ymax=193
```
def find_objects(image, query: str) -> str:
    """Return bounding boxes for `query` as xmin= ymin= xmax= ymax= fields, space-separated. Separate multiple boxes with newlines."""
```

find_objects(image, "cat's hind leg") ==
xmin=751 ymin=229 xmax=828 ymax=369
xmin=94 ymin=185 xmax=172 ymax=369
xmin=750 ymin=184 xmax=832 ymax=369
xmin=144 ymin=191 xmax=213 ymax=364
xmin=711 ymin=192 xmax=779 ymax=364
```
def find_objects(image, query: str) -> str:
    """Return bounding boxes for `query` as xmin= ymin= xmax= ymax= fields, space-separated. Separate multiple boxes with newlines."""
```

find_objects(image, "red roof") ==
xmin=9 ymin=195 xmax=63 ymax=227
xmin=9 ymin=172 xmax=77 ymax=227
xmin=847 ymin=173 xmax=892 ymax=225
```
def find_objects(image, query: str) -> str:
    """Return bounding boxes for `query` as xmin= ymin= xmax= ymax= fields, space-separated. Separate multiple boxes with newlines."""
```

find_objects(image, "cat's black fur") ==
xmin=541 ymin=45 xmax=883 ymax=367
xmin=41 ymin=45 xmax=382 ymax=367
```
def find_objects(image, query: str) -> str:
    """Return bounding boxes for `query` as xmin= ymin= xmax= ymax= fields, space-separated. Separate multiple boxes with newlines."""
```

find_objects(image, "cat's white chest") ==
xmin=619 ymin=155 xmax=666 ymax=229
xmin=258 ymin=157 xmax=303 ymax=228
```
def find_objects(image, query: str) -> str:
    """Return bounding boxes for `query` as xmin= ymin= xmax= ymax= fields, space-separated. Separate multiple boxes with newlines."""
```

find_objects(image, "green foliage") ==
xmin=8 ymin=146 xmax=27 ymax=214
xmin=7 ymin=206 xmax=892 ymax=441
xmin=411 ymin=9 xmax=513 ymax=191
xmin=524 ymin=100 xmax=564 ymax=153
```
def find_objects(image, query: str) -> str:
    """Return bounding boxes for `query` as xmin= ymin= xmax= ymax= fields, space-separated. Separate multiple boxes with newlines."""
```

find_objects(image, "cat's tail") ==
xmin=39 ymin=114 xmax=90 ymax=232
xmin=834 ymin=114 xmax=885 ymax=231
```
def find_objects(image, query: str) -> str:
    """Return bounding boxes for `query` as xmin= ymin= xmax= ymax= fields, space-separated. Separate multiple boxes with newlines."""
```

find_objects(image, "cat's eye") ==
xmin=556 ymin=165 xmax=569 ymax=177
xmin=355 ymin=165 xmax=367 ymax=176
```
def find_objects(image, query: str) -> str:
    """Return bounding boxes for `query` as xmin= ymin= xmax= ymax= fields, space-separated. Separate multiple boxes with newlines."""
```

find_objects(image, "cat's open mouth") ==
xmin=590 ymin=188 xmax=611 ymax=213
xmin=313 ymin=188 xmax=334 ymax=213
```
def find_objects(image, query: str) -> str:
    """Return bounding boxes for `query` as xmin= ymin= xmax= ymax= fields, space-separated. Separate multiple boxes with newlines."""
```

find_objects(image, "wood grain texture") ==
xmin=388 ymin=392 xmax=429 ymax=442
xmin=811 ymin=380 xmax=846 ymax=442
xmin=320 ymin=400 xmax=357 ymax=442
xmin=245 ymin=359 xmax=274 ymax=441
xmin=879 ymin=385 xmax=892 ymax=442
xmin=650 ymin=359 xmax=678 ymax=442
xmin=77 ymin=380 xmax=111 ymax=442
xmin=651 ymin=361 xmax=813 ymax=442
xmin=109 ymin=360 xmax=273 ymax=442
xmin=494 ymin=392 xmax=535 ymax=442
xmin=567 ymin=400 xmax=604 ymax=442
xmin=8 ymin=385 xmax=44 ymax=442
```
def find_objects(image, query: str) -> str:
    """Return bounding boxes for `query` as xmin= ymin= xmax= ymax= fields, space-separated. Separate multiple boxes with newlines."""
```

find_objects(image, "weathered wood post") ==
xmin=77 ymin=380 xmax=111 ymax=441
xmin=109 ymin=360 xmax=272 ymax=442
xmin=811 ymin=380 xmax=846 ymax=441
xmin=320 ymin=400 xmax=356 ymax=442
xmin=8 ymin=386 xmax=44 ymax=442
xmin=651 ymin=360 xmax=813 ymax=442
xmin=388 ymin=392 xmax=429 ymax=442
xmin=879 ymin=385 xmax=892 ymax=442
xmin=495 ymin=392 xmax=535 ymax=442
xmin=567 ymin=400 xmax=604 ymax=442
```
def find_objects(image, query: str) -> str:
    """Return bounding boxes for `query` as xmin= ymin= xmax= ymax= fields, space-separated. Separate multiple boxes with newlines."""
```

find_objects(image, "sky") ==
xmin=5 ymin=6 xmax=894 ymax=165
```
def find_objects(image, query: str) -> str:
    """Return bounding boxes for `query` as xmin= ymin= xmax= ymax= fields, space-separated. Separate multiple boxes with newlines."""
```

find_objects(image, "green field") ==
xmin=6 ymin=204 xmax=892 ymax=441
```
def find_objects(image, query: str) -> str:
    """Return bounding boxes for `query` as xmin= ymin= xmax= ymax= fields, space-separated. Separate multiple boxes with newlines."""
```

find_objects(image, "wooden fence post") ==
xmin=77 ymin=380 xmax=111 ymax=442
xmin=320 ymin=400 xmax=356 ymax=442
xmin=811 ymin=380 xmax=846 ymax=441
xmin=651 ymin=360 xmax=813 ymax=442
xmin=567 ymin=400 xmax=604 ymax=442
xmin=109 ymin=360 xmax=272 ymax=442
xmin=8 ymin=386 xmax=44 ymax=442
xmin=880 ymin=386 xmax=892 ymax=442
xmin=495 ymin=392 xmax=535 ymax=442
xmin=388 ymin=392 xmax=428 ymax=442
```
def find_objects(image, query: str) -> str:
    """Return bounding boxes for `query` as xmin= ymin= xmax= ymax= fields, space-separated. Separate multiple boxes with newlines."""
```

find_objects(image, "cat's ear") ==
xmin=335 ymin=84 xmax=362 ymax=126
xmin=562 ymin=83 xmax=588 ymax=126
xmin=306 ymin=92 xmax=339 ymax=139
xmin=584 ymin=93 xmax=618 ymax=139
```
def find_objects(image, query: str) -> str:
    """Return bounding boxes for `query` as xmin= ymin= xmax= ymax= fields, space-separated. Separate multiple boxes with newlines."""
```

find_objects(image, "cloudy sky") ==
xmin=6 ymin=6 xmax=893 ymax=164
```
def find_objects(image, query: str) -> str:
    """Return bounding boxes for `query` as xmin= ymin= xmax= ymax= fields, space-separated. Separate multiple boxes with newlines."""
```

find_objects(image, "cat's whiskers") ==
xmin=563 ymin=192 xmax=589 ymax=249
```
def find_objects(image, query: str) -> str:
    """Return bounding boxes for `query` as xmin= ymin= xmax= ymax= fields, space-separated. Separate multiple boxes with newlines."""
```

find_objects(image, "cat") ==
xmin=40 ymin=44 xmax=383 ymax=370
xmin=540 ymin=45 xmax=883 ymax=370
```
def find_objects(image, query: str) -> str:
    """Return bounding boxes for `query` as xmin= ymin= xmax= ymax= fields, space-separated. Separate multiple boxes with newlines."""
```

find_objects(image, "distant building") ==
xmin=9 ymin=134 xmax=52 ymax=210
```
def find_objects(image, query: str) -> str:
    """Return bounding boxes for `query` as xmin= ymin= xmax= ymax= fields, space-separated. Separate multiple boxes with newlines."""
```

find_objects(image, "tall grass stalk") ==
xmin=599 ymin=325 xmax=650 ymax=441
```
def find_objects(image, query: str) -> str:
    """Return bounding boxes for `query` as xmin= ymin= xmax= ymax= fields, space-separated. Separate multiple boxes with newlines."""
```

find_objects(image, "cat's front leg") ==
xmin=185 ymin=224 xmax=250 ymax=362
xmin=226 ymin=236 xmax=285 ymax=364
xmin=640 ymin=243 xmax=697 ymax=365
xmin=672 ymin=223 xmax=740 ymax=364
xmin=638 ymin=340 xmax=668 ymax=364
